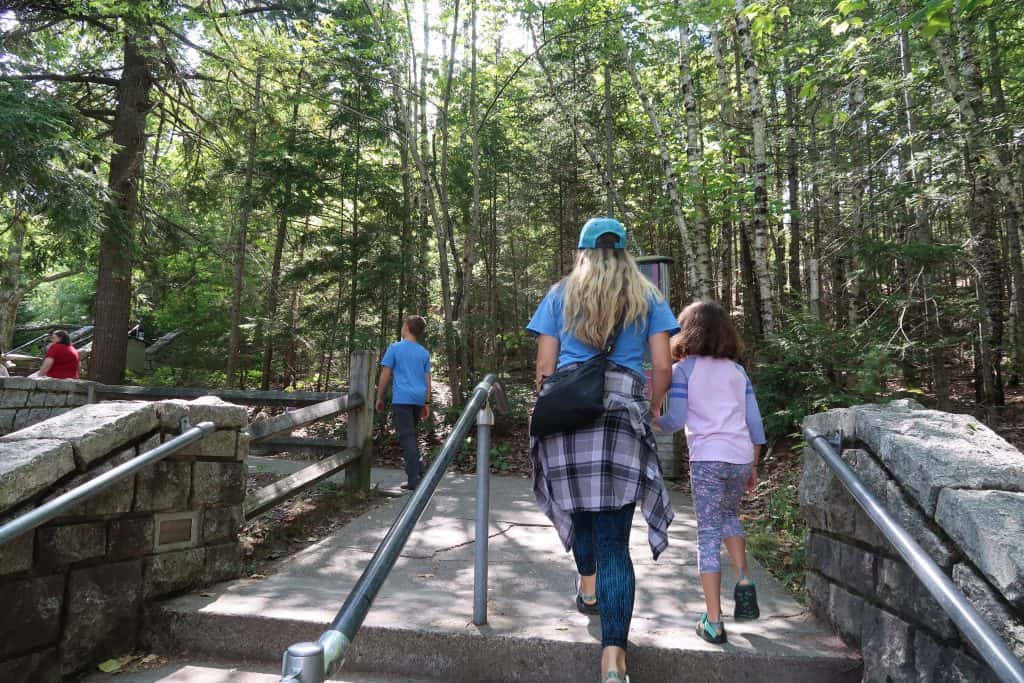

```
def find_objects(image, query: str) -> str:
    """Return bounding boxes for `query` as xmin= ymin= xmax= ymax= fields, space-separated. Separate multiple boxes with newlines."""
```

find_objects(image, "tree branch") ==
xmin=28 ymin=269 xmax=83 ymax=289
xmin=0 ymin=73 xmax=119 ymax=86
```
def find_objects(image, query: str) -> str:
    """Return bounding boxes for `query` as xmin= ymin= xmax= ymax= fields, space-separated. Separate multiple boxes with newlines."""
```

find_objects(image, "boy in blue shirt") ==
xmin=376 ymin=315 xmax=432 ymax=491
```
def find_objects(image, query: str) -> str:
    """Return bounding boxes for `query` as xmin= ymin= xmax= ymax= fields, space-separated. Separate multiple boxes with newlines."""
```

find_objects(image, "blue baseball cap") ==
xmin=578 ymin=217 xmax=627 ymax=249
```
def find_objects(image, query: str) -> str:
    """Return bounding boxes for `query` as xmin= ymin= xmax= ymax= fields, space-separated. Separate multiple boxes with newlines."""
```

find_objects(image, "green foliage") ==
xmin=489 ymin=442 xmax=512 ymax=472
xmin=750 ymin=310 xmax=895 ymax=438
xmin=745 ymin=469 xmax=807 ymax=599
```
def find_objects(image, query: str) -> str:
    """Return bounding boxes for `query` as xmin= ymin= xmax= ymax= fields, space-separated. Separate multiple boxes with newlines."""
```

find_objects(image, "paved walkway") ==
xmin=130 ymin=466 xmax=859 ymax=682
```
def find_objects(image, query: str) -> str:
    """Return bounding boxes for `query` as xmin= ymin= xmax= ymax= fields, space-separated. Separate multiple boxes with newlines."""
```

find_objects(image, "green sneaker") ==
xmin=734 ymin=580 xmax=760 ymax=620
xmin=696 ymin=612 xmax=727 ymax=644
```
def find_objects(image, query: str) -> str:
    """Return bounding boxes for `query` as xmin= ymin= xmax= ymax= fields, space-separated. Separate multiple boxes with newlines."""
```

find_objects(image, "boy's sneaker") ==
xmin=696 ymin=613 xmax=727 ymax=644
xmin=734 ymin=581 xmax=760 ymax=620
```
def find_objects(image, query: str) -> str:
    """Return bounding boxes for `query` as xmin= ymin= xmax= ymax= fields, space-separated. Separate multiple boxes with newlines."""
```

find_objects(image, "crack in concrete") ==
xmin=398 ymin=523 xmax=516 ymax=559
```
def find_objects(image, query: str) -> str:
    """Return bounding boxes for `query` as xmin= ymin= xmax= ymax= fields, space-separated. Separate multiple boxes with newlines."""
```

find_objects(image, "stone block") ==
xmin=107 ymin=516 xmax=155 ymax=561
xmin=143 ymin=547 xmax=206 ymax=597
xmin=192 ymin=461 xmax=246 ymax=506
xmin=877 ymin=558 xmax=957 ymax=639
xmin=0 ymin=438 xmax=75 ymax=514
xmin=13 ymin=407 xmax=64 ymax=431
xmin=805 ymin=570 xmax=831 ymax=621
xmin=802 ymin=408 xmax=855 ymax=442
xmin=25 ymin=391 xmax=58 ymax=407
xmin=0 ymin=647 xmax=60 ymax=682
xmin=203 ymin=541 xmax=243 ymax=584
xmin=37 ymin=391 xmax=70 ymax=408
xmin=33 ymin=378 xmax=89 ymax=392
xmin=0 ymin=409 xmax=16 ymax=433
xmin=60 ymin=559 xmax=143 ymax=674
xmin=0 ymin=530 xmax=33 ymax=575
xmin=235 ymin=430 xmax=250 ymax=460
xmin=913 ymin=630 xmax=997 ymax=683
xmin=156 ymin=397 xmax=248 ymax=431
xmin=203 ymin=505 xmax=242 ymax=543
xmin=861 ymin=604 xmax=917 ymax=682
xmin=936 ymin=489 xmax=1024 ymax=607
xmin=829 ymin=579 xmax=866 ymax=647
xmin=799 ymin=447 xmax=889 ymax=549
xmin=37 ymin=521 xmax=106 ymax=567
xmin=0 ymin=401 xmax=158 ymax=468
xmin=133 ymin=459 xmax=191 ymax=512
xmin=0 ymin=389 xmax=28 ymax=408
xmin=176 ymin=429 xmax=240 ymax=460
xmin=138 ymin=431 xmax=161 ymax=455
xmin=44 ymin=446 xmax=136 ymax=518
xmin=0 ymin=574 xmax=64 ymax=657
xmin=953 ymin=563 xmax=1024 ymax=660
xmin=883 ymin=480 xmax=958 ymax=569
xmin=850 ymin=403 xmax=1024 ymax=514
xmin=67 ymin=392 xmax=89 ymax=407
xmin=0 ymin=377 xmax=34 ymax=390
xmin=806 ymin=532 xmax=878 ymax=599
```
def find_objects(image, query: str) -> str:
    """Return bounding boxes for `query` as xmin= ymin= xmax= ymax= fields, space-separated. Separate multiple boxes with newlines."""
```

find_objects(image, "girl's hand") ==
xmin=375 ymin=399 xmax=385 ymax=413
xmin=746 ymin=466 xmax=759 ymax=495
xmin=651 ymin=417 xmax=663 ymax=433
xmin=420 ymin=404 xmax=430 ymax=420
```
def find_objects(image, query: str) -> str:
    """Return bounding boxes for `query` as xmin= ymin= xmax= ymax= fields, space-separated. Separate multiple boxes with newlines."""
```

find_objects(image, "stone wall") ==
xmin=0 ymin=377 xmax=97 ymax=435
xmin=800 ymin=400 xmax=1024 ymax=682
xmin=0 ymin=396 xmax=248 ymax=681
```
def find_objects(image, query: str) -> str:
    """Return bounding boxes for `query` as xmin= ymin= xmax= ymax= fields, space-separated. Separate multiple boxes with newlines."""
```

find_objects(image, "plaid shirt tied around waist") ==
xmin=530 ymin=363 xmax=675 ymax=559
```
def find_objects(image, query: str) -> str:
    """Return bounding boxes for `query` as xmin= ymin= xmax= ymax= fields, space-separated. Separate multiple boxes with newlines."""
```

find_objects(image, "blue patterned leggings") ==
xmin=571 ymin=503 xmax=636 ymax=650
xmin=691 ymin=462 xmax=753 ymax=574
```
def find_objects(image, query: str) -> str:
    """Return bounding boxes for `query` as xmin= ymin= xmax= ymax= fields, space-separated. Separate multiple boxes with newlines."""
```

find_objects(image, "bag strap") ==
xmin=601 ymin=310 xmax=627 ymax=356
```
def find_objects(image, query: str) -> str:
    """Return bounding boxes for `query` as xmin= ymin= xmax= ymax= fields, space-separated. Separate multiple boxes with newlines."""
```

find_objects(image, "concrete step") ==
xmin=82 ymin=659 xmax=438 ymax=682
xmin=143 ymin=470 xmax=862 ymax=682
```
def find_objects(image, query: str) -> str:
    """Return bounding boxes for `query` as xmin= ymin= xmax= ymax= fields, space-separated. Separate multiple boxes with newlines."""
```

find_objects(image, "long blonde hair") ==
xmin=562 ymin=249 xmax=661 ymax=348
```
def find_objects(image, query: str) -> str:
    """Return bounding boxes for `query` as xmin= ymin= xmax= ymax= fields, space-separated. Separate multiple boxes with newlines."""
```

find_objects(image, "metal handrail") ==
xmin=278 ymin=374 xmax=499 ymax=683
xmin=0 ymin=419 xmax=217 ymax=546
xmin=804 ymin=427 xmax=1024 ymax=683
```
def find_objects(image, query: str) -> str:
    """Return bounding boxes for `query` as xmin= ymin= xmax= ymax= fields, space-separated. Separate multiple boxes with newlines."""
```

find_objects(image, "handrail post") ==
xmin=345 ymin=350 xmax=375 ymax=493
xmin=280 ymin=641 xmax=324 ymax=683
xmin=473 ymin=398 xmax=495 ymax=626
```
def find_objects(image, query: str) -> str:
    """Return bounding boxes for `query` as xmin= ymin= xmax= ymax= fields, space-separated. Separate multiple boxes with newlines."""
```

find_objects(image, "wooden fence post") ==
xmin=345 ymin=350 xmax=375 ymax=493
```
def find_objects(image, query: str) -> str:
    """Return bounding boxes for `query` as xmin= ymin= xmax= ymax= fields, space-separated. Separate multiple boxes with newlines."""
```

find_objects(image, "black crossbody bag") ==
xmin=530 ymin=319 xmax=623 ymax=439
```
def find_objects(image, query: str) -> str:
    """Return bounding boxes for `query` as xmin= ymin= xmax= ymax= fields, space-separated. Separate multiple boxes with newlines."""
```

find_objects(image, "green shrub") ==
xmin=750 ymin=310 xmax=895 ymax=439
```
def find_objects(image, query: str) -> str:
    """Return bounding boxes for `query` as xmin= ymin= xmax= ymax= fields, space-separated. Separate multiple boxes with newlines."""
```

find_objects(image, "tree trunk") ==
xmin=986 ymin=18 xmax=1024 ymax=382
xmin=261 ymin=92 xmax=301 ymax=391
xmin=931 ymin=25 xmax=1006 ymax=403
xmin=782 ymin=29 xmax=801 ymax=297
xmin=679 ymin=23 xmax=714 ymax=298
xmin=711 ymin=24 xmax=736 ymax=309
xmin=347 ymin=119 xmax=362 ymax=361
xmin=91 ymin=30 xmax=153 ymax=384
xmin=622 ymin=43 xmax=701 ymax=293
xmin=529 ymin=22 xmax=637 ymax=233
xmin=734 ymin=1 xmax=776 ymax=334
xmin=604 ymin=61 xmax=614 ymax=216
xmin=0 ymin=219 xmax=27 ymax=352
xmin=847 ymin=77 xmax=866 ymax=325
xmin=226 ymin=62 xmax=261 ymax=388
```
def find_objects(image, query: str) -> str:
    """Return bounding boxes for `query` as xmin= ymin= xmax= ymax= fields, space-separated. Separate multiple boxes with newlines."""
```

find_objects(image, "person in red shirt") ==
xmin=30 ymin=330 xmax=80 ymax=379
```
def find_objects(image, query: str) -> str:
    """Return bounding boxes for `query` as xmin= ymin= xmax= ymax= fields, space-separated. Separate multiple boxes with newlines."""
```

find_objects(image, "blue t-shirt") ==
xmin=525 ymin=285 xmax=679 ymax=374
xmin=381 ymin=340 xmax=431 ymax=406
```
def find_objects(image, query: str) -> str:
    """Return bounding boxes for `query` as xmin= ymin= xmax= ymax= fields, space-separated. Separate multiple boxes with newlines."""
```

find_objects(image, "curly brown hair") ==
xmin=670 ymin=300 xmax=744 ymax=361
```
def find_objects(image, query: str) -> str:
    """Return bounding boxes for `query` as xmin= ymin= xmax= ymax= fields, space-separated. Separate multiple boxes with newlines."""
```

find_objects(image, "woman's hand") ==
xmin=745 ymin=466 xmax=759 ymax=495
